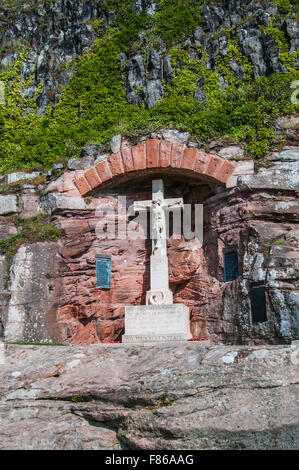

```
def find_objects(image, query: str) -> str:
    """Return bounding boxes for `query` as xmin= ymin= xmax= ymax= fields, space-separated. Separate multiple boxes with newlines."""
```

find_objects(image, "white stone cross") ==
xmin=134 ymin=179 xmax=183 ymax=305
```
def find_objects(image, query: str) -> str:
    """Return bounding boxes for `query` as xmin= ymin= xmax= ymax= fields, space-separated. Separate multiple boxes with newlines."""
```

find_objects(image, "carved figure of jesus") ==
xmin=152 ymin=200 xmax=167 ymax=256
xmin=133 ymin=179 xmax=183 ymax=305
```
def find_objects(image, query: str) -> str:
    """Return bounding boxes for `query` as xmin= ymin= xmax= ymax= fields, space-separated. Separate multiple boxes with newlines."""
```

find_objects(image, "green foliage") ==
xmin=262 ymin=25 xmax=299 ymax=72
xmin=0 ymin=0 xmax=298 ymax=172
xmin=215 ymin=36 xmax=253 ymax=85
xmin=155 ymin=392 xmax=175 ymax=407
xmin=154 ymin=0 xmax=202 ymax=46
xmin=0 ymin=214 xmax=62 ymax=261
xmin=273 ymin=0 xmax=299 ymax=14
xmin=0 ymin=50 xmax=53 ymax=172
xmin=262 ymin=26 xmax=289 ymax=52
xmin=151 ymin=40 xmax=297 ymax=158
xmin=71 ymin=396 xmax=88 ymax=403
xmin=0 ymin=0 xmax=56 ymax=12
xmin=90 ymin=19 xmax=106 ymax=38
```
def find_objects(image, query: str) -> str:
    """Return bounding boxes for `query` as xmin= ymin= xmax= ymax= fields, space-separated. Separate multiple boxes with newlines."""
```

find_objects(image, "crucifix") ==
xmin=134 ymin=179 xmax=184 ymax=306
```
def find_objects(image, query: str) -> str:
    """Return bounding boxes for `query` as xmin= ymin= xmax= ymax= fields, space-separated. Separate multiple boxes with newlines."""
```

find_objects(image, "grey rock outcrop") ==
xmin=0 ymin=195 xmax=19 ymax=216
xmin=0 ymin=1 xmax=101 ymax=114
xmin=1 ymin=172 xmax=41 ymax=185
xmin=67 ymin=156 xmax=95 ymax=171
xmin=80 ymin=144 xmax=109 ymax=158
xmin=42 ymin=193 xmax=86 ymax=214
xmin=238 ymin=147 xmax=299 ymax=191
xmin=269 ymin=147 xmax=299 ymax=162
xmin=4 ymin=243 xmax=62 ymax=344
xmin=110 ymin=134 xmax=122 ymax=154
xmin=218 ymin=146 xmax=245 ymax=160
xmin=19 ymin=191 xmax=43 ymax=218
xmin=238 ymin=173 xmax=299 ymax=191
xmin=1 ymin=1 xmax=295 ymax=113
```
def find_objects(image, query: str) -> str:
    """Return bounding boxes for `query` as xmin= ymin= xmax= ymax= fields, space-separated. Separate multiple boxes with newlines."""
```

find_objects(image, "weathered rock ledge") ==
xmin=0 ymin=342 xmax=298 ymax=450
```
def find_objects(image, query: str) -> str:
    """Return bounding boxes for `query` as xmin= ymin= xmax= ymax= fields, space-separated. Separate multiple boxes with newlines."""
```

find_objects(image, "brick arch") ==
xmin=74 ymin=139 xmax=237 ymax=196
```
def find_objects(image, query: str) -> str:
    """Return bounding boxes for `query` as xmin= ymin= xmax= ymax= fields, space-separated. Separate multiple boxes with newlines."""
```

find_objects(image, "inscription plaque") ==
xmin=96 ymin=255 xmax=111 ymax=289
xmin=223 ymin=246 xmax=239 ymax=282
xmin=122 ymin=304 xmax=191 ymax=344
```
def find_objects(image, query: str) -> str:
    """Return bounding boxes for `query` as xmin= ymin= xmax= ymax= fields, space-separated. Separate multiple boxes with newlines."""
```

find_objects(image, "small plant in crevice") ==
xmin=84 ymin=196 xmax=93 ymax=205
xmin=3 ymin=273 xmax=9 ymax=289
xmin=71 ymin=396 xmax=88 ymax=403
xmin=155 ymin=392 xmax=175 ymax=407
xmin=0 ymin=214 xmax=62 ymax=263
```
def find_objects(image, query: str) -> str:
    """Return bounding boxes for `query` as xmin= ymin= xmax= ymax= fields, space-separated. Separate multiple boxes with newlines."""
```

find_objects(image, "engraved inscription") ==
xmin=124 ymin=304 xmax=190 ymax=340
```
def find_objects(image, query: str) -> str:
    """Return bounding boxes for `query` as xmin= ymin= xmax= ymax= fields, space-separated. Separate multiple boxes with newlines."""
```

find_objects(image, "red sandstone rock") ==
xmin=74 ymin=176 xmax=91 ymax=196
xmin=146 ymin=139 xmax=160 ymax=168
xmin=108 ymin=152 xmax=124 ymax=177
xmin=84 ymin=167 xmax=101 ymax=189
xmin=57 ymin=305 xmax=74 ymax=322
xmin=194 ymin=152 xmax=209 ymax=174
xmin=159 ymin=141 xmax=172 ymax=168
xmin=182 ymin=148 xmax=198 ymax=170
xmin=69 ymin=319 xmax=99 ymax=345
xmin=204 ymin=155 xmax=225 ymax=178
xmin=121 ymin=146 xmax=134 ymax=172
xmin=214 ymin=160 xmax=236 ymax=183
xmin=132 ymin=144 xmax=147 ymax=171
xmin=46 ymin=170 xmax=84 ymax=196
xmin=96 ymin=319 xmax=124 ymax=342
xmin=171 ymin=142 xmax=185 ymax=168
xmin=95 ymin=160 xmax=112 ymax=182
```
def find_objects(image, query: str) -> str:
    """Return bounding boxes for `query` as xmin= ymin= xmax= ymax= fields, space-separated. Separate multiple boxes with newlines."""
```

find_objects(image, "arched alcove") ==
xmin=56 ymin=173 xmax=241 ymax=345
xmin=73 ymin=139 xmax=237 ymax=196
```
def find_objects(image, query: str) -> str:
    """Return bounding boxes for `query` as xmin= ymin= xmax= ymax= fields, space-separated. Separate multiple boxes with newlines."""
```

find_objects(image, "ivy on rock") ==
xmin=0 ymin=0 xmax=298 ymax=172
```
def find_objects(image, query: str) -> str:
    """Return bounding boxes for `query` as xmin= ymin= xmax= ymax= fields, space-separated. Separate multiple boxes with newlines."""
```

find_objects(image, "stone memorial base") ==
xmin=122 ymin=304 xmax=191 ymax=344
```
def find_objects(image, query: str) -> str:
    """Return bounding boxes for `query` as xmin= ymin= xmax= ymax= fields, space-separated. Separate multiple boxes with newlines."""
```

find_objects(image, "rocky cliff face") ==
xmin=1 ymin=0 xmax=102 ymax=113
xmin=123 ymin=0 xmax=298 ymax=108
xmin=1 ymin=0 xmax=160 ymax=113
xmin=0 ymin=342 xmax=298 ymax=450
xmin=1 ymin=0 xmax=298 ymax=113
